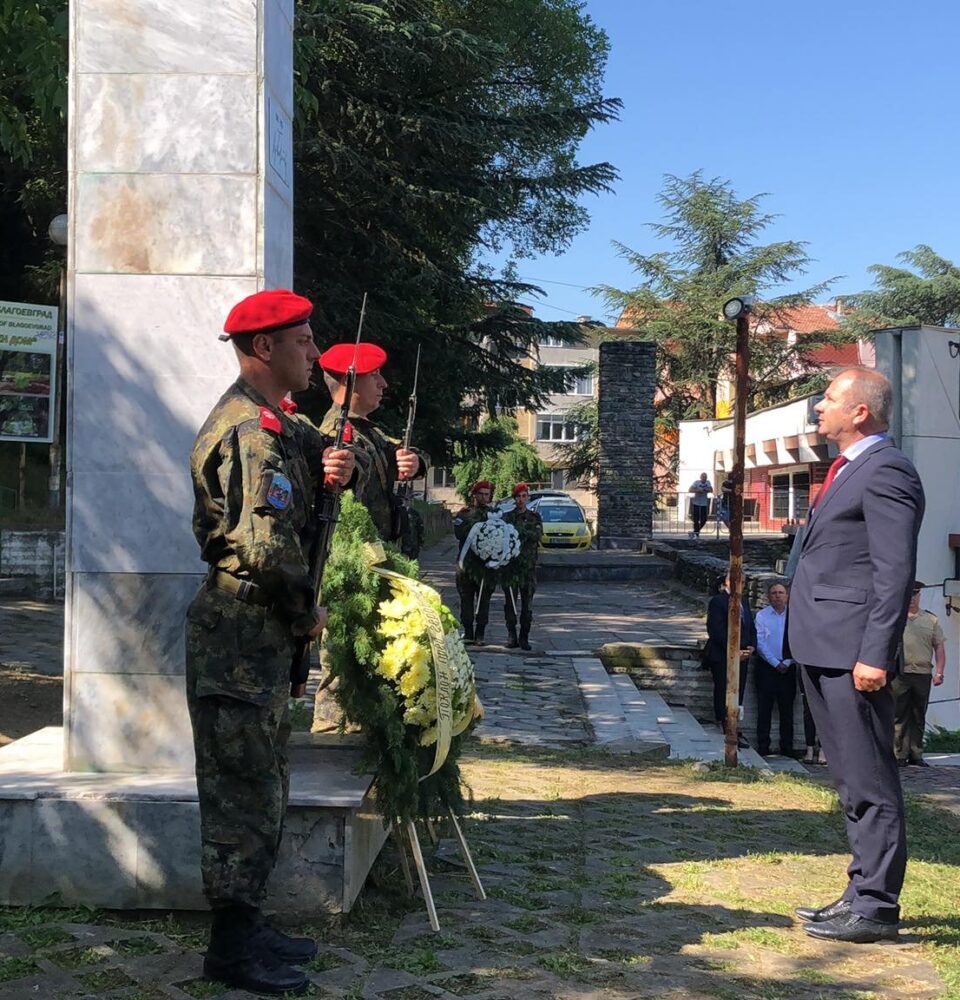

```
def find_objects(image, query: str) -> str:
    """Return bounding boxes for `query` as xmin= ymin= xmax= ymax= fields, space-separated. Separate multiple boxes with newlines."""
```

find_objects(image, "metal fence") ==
xmin=653 ymin=490 xmax=803 ymax=536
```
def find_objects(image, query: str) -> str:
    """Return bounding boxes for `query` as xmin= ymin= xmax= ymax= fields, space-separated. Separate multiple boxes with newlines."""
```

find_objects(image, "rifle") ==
xmin=392 ymin=344 xmax=420 ymax=546
xmin=289 ymin=293 xmax=366 ymax=696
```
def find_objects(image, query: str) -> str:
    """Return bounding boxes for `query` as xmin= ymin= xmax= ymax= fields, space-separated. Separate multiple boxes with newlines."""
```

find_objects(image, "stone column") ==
xmin=596 ymin=340 xmax=656 ymax=549
xmin=64 ymin=0 xmax=294 ymax=770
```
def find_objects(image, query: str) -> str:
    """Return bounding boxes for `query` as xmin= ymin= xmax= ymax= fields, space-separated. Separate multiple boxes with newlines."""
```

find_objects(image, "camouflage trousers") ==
xmin=185 ymin=587 xmax=293 ymax=908
xmin=503 ymin=580 xmax=535 ymax=631
xmin=456 ymin=569 xmax=493 ymax=629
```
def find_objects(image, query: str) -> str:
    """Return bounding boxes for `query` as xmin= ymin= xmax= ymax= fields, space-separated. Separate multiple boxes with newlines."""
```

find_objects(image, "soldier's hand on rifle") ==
xmin=307 ymin=606 xmax=329 ymax=638
xmin=396 ymin=448 xmax=419 ymax=481
xmin=322 ymin=447 xmax=355 ymax=486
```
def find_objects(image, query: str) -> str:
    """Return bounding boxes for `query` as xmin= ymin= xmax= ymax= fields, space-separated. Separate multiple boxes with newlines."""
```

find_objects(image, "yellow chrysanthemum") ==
xmin=378 ymin=617 xmax=407 ymax=638
xmin=399 ymin=657 xmax=430 ymax=697
xmin=378 ymin=591 xmax=420 ymax=621
xmin=378 ymin=635 xmax=418 ymax=680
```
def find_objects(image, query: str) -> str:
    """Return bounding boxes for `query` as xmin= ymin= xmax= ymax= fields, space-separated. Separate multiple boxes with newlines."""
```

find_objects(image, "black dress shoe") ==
xmin=803 ymin=911 xmax=899 ymax=943
xmin=909 ymin=758 xmax=930 ymax=768
xmin=795 ymin=897 xmax=850 ymax=922
xmin=737 ymin=733 xmax=750 ymax=749
xmin=251 ymin=917 xmax=318 ymax=963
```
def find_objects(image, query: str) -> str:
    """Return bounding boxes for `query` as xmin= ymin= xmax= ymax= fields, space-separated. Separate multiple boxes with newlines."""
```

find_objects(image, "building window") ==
xmin=770 ymin=471 xmax=810 ymax=520
xmin=539 ymin=335 xmax=565 ymax=348
xmin=432 ymin=467 xmax=455 ymax=488
xmin=536 ymin=415 xmax=580 ymax=442
xmin=573 ymin=373 xmax=593 ymax=395
xmin=551 ymin=469 xmax=566 ymax=489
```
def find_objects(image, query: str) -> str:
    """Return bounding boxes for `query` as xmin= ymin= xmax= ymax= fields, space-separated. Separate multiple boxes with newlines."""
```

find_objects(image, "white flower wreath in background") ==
xmin=460 ymin=510 xmax=521 ymax=569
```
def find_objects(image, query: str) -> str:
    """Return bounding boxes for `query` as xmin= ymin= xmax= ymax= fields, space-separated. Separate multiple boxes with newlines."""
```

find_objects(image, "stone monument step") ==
xmin=537 ymin=551 xmax=674 ymax=583
xmin=0 ymin=728 xmax=388 ymax=915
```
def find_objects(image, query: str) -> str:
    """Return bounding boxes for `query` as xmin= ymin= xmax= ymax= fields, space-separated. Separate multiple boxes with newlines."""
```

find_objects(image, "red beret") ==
xmin=512 ymin=482 xmax=529 ymax=497
xmin=222 ymin=289 xmax=313 ymax=338
xmin=319 ymin=342 xmax=387 ymax=376
xmin=472 ymin=480 xmax=493 ymax=494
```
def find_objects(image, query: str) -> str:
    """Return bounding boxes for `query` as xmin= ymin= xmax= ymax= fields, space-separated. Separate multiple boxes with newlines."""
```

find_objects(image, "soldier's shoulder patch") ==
xmin=259 ymin=471 xmax=292 ymax=511
xmin=259 ymin=407 xmax=282 ymax=433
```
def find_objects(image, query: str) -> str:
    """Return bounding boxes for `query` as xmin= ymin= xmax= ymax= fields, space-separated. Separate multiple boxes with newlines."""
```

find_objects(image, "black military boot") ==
xmin=505 ymin=625 xmax=519 ymax=648
xmin=204 ymin=907 xmax=309 ymax=996
xmin=518 ymin=627 xmax=531 ymax=651
xmin=462 ymin=621 xmax=475 ymax=643
xmin=251 ymin=914 xmax=318 ymax=964
xmin=474 ymin=624 xmax=486 ymax=645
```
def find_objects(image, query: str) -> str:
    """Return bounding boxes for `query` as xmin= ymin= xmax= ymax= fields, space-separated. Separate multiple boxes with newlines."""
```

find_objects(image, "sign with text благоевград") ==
xmin=0 ymin=300 xmax=58 ymax=443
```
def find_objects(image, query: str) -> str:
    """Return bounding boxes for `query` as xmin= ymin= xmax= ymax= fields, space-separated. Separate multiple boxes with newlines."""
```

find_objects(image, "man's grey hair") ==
xmin=836 ymin=367 xmax=892 ymax=429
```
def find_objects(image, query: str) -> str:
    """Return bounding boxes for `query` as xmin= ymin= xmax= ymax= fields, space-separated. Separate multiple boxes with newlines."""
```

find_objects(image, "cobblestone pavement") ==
xmin=1 ymin=752 xmax=955 ymax=1000
xmin=1 ymin=541 xmax=959 ymax=998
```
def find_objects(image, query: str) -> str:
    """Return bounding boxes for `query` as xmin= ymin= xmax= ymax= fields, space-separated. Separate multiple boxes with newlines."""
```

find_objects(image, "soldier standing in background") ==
xmin=503 ymin=483 xmax=543 ymax=650
xmin=186 ymin=289 xmax=358 ymax=995
xmin=454 ymin=480 xmax=493 ymax=642
xmin=316 ymin=342 xmax=427 ymax=544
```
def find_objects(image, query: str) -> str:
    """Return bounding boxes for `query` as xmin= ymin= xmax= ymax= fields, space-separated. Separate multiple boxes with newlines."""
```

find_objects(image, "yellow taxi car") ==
xmin=532 ymin=497 xmax=592 ymax=550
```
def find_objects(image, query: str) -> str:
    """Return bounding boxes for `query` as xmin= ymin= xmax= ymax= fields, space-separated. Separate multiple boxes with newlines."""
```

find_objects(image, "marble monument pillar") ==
xmin=65 ymin=0 xmax=295 ymax=770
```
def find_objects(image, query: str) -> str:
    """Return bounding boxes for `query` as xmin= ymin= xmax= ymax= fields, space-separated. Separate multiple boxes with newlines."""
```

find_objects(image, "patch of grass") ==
xmin=794 ymin=967 xmax=838 ymax=984
xmin=538 ymin=949 xmax=589 ymax=975
xmin=432 ymin=972 xmax=483 ymax=994
xmin=502 ymin=914 xmax=548 ymax=933
xmin=490 ymin=887 xmax=549 ymax=910
xmin=500 ymin=939 xmax=539 ymax=956
xmin=593 ymin=948 xmax=651 ymax=966
xmin=111 ymin=936 xmax=166 ymax=957
xmin=78 ymin=967 xmax=134 ymax=992
xmin=0 ymin=906 xmax=99 ymax=932
xmin=17 ymin=925 xmax=74 ymax=949
xmin=0 ymin=957 xmax=37 ymax=983
xmin=176 ymin=978 xmax=226 ymax=999
xmin=464 ymin=925 xmax=506 ymax=943
xmin=50 ymin=945 xmax=107 ymax=968
xmin=380 ymin=989 xmax=437 ymax=1000
xmin=379 ymin=946 xmax=443 ymax=975
xmin=305 ymin=950 xmax=345 ymax=973
xmin=556 ymin=906 xmax=602 ymax=926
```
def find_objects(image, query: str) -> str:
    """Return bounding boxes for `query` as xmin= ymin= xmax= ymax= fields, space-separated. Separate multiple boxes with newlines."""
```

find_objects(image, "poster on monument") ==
xmin=0 ymin=300 xmax=58 ymax=443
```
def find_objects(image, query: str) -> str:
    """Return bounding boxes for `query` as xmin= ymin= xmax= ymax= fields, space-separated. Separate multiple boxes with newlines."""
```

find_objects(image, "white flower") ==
xmin=464 ymin=511 xmax=521 ymax=569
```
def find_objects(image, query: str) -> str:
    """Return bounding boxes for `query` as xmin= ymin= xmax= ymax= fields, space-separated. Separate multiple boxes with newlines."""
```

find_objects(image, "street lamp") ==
xmin=48 ymin=214 xmax=68 ymax=510
xmin=720 ymin=294 xmax=753 ymax=766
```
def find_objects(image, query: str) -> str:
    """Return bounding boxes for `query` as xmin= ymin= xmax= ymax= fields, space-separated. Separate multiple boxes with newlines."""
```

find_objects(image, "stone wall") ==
xmin=596 ymin=340 xmax=656 ymax=549
xmin=0 ymin=530 xmax=65 ymax=598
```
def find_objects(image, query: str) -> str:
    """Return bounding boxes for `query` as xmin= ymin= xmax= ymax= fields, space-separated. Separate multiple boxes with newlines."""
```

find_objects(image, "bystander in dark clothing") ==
xmin=702 ymin=575 xmax=756 ymax=740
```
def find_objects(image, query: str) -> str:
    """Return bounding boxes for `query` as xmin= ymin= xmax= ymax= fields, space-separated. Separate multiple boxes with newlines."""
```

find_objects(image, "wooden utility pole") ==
xmin=723 ymin=298 xmax=752 ymax=766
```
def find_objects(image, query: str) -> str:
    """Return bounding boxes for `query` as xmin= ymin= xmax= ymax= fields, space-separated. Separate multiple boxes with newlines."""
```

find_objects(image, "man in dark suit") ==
xmin=787 ymin=368 xmax=924 ymax=944
xmin=703 ymin=574 xmax=756 ymax=747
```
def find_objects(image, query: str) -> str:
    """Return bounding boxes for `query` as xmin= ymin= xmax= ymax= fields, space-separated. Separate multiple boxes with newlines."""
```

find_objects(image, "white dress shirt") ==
xmin=755 ymin=605 xmax=792 ymax=668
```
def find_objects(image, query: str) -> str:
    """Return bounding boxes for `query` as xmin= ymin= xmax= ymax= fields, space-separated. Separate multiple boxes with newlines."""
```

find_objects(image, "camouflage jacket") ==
xmin=191 ymin=379 xmax=361 ymax=636
xmin=505 ymin=507 xmax=543 ymax=585
xmin=453 ymin=504 xmax=490 ymax=551
xmin=318 ymin=405 xmax=427 ymax=542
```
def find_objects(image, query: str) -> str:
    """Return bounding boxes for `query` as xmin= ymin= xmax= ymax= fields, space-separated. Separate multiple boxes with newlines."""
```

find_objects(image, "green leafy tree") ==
xmin=0 ymin=0 xmax=67 ymax=302
xmin=291 ymin=0 xmax=619 ymax=461
xmin=452 ymin=416 xmax=547 ymax=502
xmin=847 ymin=245 xmax=960 ymax=329
xmin=594 ymin=172 xmax=851 ymax=483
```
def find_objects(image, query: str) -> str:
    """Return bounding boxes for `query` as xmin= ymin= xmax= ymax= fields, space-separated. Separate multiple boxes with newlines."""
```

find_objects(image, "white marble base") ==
xmin=0 ymin=729 xmax=388 ymax=914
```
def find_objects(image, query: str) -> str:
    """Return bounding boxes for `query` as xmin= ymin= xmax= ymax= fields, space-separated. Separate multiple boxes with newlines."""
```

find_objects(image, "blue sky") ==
xmin=498 ymin=0 xmax=960 ymax=325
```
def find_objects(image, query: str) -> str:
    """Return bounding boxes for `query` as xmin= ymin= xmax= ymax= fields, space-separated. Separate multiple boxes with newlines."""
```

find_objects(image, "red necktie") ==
xmin=818 ymin=455 xmax=848 ymax=499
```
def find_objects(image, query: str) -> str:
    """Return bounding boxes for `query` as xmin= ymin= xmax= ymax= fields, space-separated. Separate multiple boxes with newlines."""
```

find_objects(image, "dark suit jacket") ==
xmin=703 ymin=591 xmax=757 ymax=666
xmin=787 ymin=438 xmax=924 ymax=672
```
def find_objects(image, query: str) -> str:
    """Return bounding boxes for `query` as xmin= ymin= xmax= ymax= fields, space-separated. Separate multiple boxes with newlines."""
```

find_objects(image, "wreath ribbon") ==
xmin=363 ymin=542 xmax=479 ymax=777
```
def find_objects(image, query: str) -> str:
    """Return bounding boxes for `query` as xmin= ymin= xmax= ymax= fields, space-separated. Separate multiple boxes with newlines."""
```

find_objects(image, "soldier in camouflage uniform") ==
xmin=186 ymin=289 xmax=358 ymax=997
xmin=316 ymin=342 xmax=427 ymax=543
xmin=503 ymin=482 xmax=543 ymax=650
xmin=454 ymin=480 xmax=494 ymax=643
xmin=311 ymin=342 xmax=427 ymax=732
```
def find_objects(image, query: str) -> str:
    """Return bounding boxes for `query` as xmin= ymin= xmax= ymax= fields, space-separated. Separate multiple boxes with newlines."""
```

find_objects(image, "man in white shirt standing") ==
xmin=754 ymin=581 xmax=796 ymax=757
